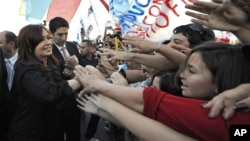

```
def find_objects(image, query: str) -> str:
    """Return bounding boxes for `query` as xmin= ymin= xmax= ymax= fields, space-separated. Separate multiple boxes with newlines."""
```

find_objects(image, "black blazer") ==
xmin=0 ymin=48 xmax=8 ymax=98
xmin=0 ymin=48 xmax=13 ymax=141
xmin=52 ymin=41 xmax=85 ymax=80
xmin=0 ymin=48 xmax=7 ymax=140
xmin=9 ymin=64 xmax=73 ymax=141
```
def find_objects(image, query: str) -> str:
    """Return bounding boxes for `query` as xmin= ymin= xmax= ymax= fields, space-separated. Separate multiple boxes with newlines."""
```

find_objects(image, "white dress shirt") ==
xmin=5 ymin=52 xmax=18 ymax=90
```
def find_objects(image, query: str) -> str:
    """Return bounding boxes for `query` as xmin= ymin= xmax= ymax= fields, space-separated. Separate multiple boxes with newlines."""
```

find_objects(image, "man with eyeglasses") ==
xmin=49 ymin=17 xmax=85 ymax=141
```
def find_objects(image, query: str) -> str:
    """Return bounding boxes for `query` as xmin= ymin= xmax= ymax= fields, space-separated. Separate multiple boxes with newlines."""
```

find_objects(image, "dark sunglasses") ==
xmin=187 ymin=24 xmax=204 ymax=35
xmin=173 ymin=24 xmax=204 ymax=36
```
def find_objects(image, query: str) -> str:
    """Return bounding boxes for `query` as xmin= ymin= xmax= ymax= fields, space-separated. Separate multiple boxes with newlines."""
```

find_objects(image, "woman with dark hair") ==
xmin=8 ymin=24 xmax=81 ymax=141
xmin=150 ymin=69 xmax=182 ymax=96
xmin=74 ymin=42 xmax=250 ymax=141
xmin=185 ymin=0 xmax=250 ymax=120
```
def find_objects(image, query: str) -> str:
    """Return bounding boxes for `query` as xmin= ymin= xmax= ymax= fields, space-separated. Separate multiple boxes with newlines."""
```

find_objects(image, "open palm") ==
xmin=185 ymin=0 xmax=247 ymax=32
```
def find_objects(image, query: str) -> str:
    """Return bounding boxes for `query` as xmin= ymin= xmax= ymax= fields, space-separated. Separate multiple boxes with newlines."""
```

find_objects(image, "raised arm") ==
xmin=100 ymin=48 xmax=177 ymax=70
xmin=185 ymin=0 xmax=250 ymax=43
xmin=77 ymin=93 xmax=197 ymax=141
xmin=202 ymin=83 xmax=250 ymax=119
xmin=74 ymin=65 xmax=145 ymax=113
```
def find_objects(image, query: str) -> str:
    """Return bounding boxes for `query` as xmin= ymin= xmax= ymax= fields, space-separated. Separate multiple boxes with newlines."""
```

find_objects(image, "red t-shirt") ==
xmin=143 ymin=87 xmax=250 ymax=141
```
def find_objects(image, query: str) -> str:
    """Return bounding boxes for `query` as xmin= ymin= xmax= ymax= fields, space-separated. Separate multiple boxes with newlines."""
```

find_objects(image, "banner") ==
xmin=109 ymin=0 xmax=196 ymax=41
xmin=20 ymin=0 xmax=51 ymax=23
xmin=68 ymin=0 xmax=113 ymax=42
xmin=46 ymin=0 xmax=81 ymax=23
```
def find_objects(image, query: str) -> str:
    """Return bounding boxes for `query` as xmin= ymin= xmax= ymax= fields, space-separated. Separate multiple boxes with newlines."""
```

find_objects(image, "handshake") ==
xmin=63 ymin=55 xmax=79 ymax=77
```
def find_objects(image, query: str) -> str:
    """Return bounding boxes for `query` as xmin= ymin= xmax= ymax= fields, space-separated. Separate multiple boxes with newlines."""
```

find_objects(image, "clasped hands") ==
xmin=63 ymin=55 xmax=79 ymax=77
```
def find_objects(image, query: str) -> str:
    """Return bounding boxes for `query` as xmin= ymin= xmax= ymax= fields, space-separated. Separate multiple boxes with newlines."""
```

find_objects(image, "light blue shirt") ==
xmin=5 ymin=52 xmax=18 ymax=90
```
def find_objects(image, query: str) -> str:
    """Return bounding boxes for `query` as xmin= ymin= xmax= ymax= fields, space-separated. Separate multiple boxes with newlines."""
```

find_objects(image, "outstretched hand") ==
xmin=185 ymin=0 xmax=247 ymax=32
xmin=122 ymin=36 xmax=157 ymax=53
xmin=76 ymin=93 xmax=113 ymax=115
xmin=76 ymin=94 xmax=99 ymax=114
xmin=202 ymin=84 xmax=250 ymax=120
xmin=110 ymin=72 xmax=128 ymax=86
xmin=74 ymin=65 xmax=105 ymax=94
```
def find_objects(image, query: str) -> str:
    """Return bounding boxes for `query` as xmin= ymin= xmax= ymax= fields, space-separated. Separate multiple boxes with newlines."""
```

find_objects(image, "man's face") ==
xmin=0 ymin=31 xmax=12 ymax=58
xmin=79 ymin=42 xmax=91 ymax=56
xmin=52 ymin=27 xmax=68 ymax=46
xmin=169 ymin=33 xmax=190 ymax=48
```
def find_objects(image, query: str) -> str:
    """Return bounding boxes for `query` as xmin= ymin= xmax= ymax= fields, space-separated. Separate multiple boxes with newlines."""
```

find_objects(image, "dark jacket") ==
xmin=52 ymin=41 xmax=86 ymax=80
xmin=0 ymin=48 xmax=11 ymax=141
xmin=9 ymin=64 xmax=73 ymax=141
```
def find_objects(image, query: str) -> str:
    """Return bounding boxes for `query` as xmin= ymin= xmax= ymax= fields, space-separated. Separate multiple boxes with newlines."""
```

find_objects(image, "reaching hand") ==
xmin=76 ymin=93 xmax=114 ymax=114
xmin=110 ymin=72 xmax=128 ymax=86
xmin=230 ymin=0 xmax=250 ymax=14
xmin=65 ymin=55 xmax=79 ymax=69
xmin=98 ymin=48 xmax=131 ymax=62
xmin=74 ymin=65 xmax=105 ymax=94
xmin=122 ymin=36 xmax=157 ymax=53
xmin=202 ymin=84 xmax=250 ymax=120
xmin=185 ymin=0 xmax=248 ymax=32
xmin=76 ymin=94 xmax=99 ymax=115
xmin=85 ymin=65 xmax=106 ymax=80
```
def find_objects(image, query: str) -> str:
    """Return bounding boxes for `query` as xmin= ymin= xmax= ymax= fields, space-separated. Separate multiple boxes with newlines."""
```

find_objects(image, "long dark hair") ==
xmin=15 ymin=24 xmax=61 ymax=81
xmin=176 ymin=42 xmax=250 ymax=100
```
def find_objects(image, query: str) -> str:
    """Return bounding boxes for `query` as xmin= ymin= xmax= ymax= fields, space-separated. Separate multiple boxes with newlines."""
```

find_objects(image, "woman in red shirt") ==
xmin=74 ymin=42 xmax=250 ymax=141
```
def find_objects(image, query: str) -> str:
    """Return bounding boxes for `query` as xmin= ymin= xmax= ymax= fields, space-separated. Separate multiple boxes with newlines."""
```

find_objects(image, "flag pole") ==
xmin=88 ymin=0 xmax=101 ymax=36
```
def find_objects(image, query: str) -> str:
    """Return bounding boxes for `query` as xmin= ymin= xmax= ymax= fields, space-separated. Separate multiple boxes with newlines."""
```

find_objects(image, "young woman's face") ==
xmin=34 ymin=29 xmax=53 ymax=61
xmin=180 ymin=52 xmax=216 ymax=99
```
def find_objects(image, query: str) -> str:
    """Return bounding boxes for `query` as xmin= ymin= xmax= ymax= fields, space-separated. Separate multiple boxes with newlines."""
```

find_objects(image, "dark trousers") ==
xmin=85 ymin=114 xmax=100 ymax=139
xmin=60 ymin=97 xmax=81 ymax=141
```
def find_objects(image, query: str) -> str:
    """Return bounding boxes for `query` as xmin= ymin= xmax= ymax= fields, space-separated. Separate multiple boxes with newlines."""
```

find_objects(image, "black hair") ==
xmin=173 ymin=23 xmax=215 ymax=48
xmin=176 ymin=42 xmax=250 ymax=100
xmin=150 ymin=69 xmax=182 ymax=96
xmin=81 ymin=39 xmax=94 ymax=47
xmin=4 ymin=31 xmax=17 ymax=49
xmin=49 ymin=17 xmax=69 ymax=34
